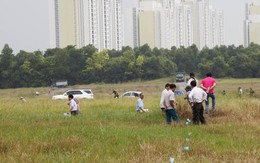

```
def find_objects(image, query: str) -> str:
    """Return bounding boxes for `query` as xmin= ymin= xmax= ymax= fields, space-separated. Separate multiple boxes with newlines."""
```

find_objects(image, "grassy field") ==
xmin=0 ymin=78 xmax=259 ymax=162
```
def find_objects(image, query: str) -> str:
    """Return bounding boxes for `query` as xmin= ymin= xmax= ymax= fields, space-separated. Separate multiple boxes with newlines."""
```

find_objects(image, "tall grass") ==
xmin=0 ymin=78 xmax=259 ymax=162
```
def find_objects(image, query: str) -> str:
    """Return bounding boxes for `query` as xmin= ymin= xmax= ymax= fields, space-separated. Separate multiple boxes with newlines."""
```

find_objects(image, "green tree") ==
xmin=0 ymin=44 xmax=15 ymax=88
xmin=82 ymin=50 xmax=109 ymax=83
xmin=228 ymin=53 xmax=256 ymax=78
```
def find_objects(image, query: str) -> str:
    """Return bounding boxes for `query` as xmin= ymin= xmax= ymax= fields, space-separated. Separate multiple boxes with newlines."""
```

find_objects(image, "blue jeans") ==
xmin=205 ymin=93 xmax=216 ymax=114
xmin=165 ymin=109 xmax=180 ymax=124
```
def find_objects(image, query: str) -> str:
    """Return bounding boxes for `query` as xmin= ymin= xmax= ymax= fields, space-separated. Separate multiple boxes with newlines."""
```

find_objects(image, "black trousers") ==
xmin=71 ymin=111 xmax=79 ymax=116
xmin=192 ymin=103 xmax=206 ymax=125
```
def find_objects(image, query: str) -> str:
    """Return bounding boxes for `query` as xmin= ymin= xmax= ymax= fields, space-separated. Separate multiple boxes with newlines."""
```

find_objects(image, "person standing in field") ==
xmin=160 ymin=83 xmax=170 ymax=110
xmin=164 ymin=84 xmax=180 ymax=124
xmin=187 ymin=72 xmax=199 ymax=86
xmin=201 ymin=72 xmax=217 ymax=114
xmin=136 ymin=93 xmax=148 ymax=112
xmin=188 ymin=81 xmax=207 ymax=125
xmin=68 ymin=94 xmax=79 ymax=116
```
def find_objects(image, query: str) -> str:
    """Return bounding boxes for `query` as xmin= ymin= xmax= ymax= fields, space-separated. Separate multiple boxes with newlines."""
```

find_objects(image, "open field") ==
xmin=0 ymin=78 xmax=259 ymax=162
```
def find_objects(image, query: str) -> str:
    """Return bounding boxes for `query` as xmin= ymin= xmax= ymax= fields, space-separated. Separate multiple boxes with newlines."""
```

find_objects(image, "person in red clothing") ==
xmin=201 ymin=72 xmax=217 ymax=114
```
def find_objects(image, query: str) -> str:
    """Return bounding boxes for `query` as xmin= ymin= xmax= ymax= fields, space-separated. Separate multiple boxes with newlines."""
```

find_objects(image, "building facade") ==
xmin=244 ymin=3 xmax=260 ymax=47
xmin=138 ymin=1 xmax=162 ymax=48
xmin=128 ymin=0 xmax=224 ymax=49
xmin=49 ymin=0 xmax=123 ymax=50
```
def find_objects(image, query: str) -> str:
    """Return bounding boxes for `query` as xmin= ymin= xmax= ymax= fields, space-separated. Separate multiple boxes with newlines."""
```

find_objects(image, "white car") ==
xmin=119 ymin=91 xmax=142 ymax=98
xmin=52 ymin=89 xmax=94 ymax=100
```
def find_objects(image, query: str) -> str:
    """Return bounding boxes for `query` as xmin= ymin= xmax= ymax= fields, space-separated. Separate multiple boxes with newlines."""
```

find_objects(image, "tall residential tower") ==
xmin=49 ymin=0 xmax=123 ymax=50
xmin=126 ymin=0 xmax=224 ymax=49
xmin=244 ymin=3 xmax=260 ymax=47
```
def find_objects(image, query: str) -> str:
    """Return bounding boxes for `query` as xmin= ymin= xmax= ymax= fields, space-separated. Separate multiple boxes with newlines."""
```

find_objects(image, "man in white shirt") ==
xmin=160 ymin=83 xmax=170 ymax=110
xmin=68 ymin=94 xmax=79 ymax=116
xmin=187 ymin=72 xmax=199 ymax=86
xmin=188 ymin=81 xmax=207 ymax=124
xmin=164 ymin=84 xmax=180 ymax=124
xmin=136 ymin=93 xmax=148 ymax=112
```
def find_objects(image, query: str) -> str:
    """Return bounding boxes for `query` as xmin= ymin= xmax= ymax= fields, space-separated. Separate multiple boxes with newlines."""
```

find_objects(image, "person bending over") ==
xmin=68 ymin=94 xmax=79 ymax=116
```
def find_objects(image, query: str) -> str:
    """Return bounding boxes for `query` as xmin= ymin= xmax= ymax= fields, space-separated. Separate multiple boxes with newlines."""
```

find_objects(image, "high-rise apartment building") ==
xmin=138 ymin=1 xmax=162 ymax=48
xmin=208 ymin=8 xmax=224 ymax=48
xmin=49 ymin=0 xmax=123 ymax=50
xmin=244 ymin=3 xmax=260 ymax=47
xmin=128 ymin=0 xmax=224 ymax=49
xmin=175 ymin=2 xmax=193 ymax=47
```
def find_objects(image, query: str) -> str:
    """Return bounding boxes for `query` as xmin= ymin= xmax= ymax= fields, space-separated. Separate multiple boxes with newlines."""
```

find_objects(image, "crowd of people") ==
xmin=64 ymin=71 xmax=255 ymax=123
xmin=136 ymin=72 xmax=217 ymax=125
xmin=161 ymin=72 xmax=216 ymax=125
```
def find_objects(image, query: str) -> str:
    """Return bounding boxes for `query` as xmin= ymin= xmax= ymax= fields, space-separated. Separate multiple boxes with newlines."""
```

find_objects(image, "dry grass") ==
xmin=0 ymin=78 xmax=259 ymax=162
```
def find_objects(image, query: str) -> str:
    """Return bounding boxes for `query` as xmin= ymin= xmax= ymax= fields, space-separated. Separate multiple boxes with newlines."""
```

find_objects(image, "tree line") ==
xmin=0 ymin=43 xmax=259 ymax=88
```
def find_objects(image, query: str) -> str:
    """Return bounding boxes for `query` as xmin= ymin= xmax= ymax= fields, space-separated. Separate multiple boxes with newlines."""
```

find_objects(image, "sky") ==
xmin=0 ymin=0 xmax=257 ymax=53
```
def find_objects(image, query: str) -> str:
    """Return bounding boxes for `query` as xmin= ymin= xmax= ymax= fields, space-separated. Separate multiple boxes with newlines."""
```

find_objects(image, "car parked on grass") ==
xmin=52 ymin=89 xmax=94 ymax=100
xmin=119 ymin=91 xmax=142 ymax=98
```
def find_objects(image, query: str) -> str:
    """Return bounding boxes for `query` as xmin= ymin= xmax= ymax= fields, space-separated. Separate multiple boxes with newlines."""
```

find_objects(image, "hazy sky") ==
xmin=0 ymin=0 xmax=256 ymax=53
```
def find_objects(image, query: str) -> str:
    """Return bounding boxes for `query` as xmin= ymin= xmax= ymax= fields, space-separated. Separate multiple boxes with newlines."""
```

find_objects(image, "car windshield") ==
xmin=133 ymin=93 xmax=140 ymax=97
xmin=66 ymin=91 xmax=83 ymax=95
xmin=176 ymin=74 xmax=184 ymax=77
xmin=123 ymin=92 xmax=131 ymax=97
xmin=84 ymin=90 xmax=92 ymax=94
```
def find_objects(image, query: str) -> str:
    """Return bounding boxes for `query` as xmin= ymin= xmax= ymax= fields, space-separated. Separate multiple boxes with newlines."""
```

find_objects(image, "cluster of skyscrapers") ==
xmin=49 ymin=0 xmax=224 ymax=50
xmin=49 ymin=0 xmax=123 ymax=50
xmin=244 ymin=2 xmax=260 ymax=47
xmin=130 ymin=0 xmax=224 ymax=49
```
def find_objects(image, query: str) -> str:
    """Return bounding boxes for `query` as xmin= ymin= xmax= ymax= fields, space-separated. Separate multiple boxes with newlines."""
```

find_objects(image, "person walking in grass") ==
xmin=201 ymin=72 xmax=217 ymax=114
xmin=160 ymin=83 xmax=170 ymax=110
xmin=164 ymin=84 xmax=180 ymax=124
xmin=68 ymin=94 xmax=79 ymax=116
xmin=188 ymin=80 xmax=207 ymax=125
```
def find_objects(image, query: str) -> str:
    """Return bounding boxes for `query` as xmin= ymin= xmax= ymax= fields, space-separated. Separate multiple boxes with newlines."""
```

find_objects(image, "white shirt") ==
xmin=136 ymin=98 xmax=144 ymax=111
xmin=160 ymin=89 xmax=168 ymax=108
xmin=188 ymin=87 xmax=207 ymax=103
xmin=187 ymin=77 xmax=199 ymax=86
xmin=165 ymin=90 xmax=176 ymax=109
xmin=70 ymin=99 xmax=78 ymax=111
